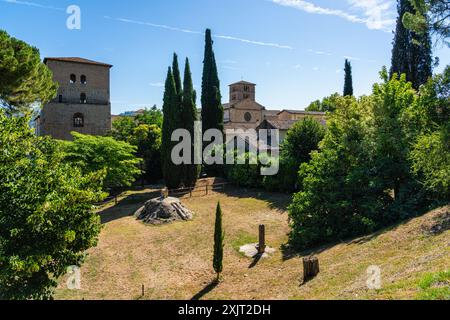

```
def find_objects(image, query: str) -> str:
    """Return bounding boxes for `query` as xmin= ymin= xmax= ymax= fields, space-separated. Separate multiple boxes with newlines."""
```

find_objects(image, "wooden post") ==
xmin=303 ymin=256 xmax=320 ymax=282
xmin=258 ymin=225 xmax=266 ymax=254
xmin=206 ymin=185 xmax=209 ymax=196
xmin=114 ymin=195 xmax=118 ymax=205
xmin=141 ymin=284 xmax=145 ymax=297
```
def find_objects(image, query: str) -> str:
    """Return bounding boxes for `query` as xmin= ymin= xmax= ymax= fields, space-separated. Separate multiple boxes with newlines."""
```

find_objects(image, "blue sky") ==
xmin=1 ymin=0 xmax=449 ymax=114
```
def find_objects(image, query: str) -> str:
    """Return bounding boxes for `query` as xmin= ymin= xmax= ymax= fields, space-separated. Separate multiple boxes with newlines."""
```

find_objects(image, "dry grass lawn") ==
xmin=55 ymin=187 xmax=449 ymax=300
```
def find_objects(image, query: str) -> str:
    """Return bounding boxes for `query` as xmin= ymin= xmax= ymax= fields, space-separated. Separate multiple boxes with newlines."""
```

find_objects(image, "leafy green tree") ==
xmin=0 ymin=30 xmax=57 ymax=115
xmin=131 ymin=124 xmax=163 ymax=183
xmin=289 ymin=97 xmax=389 ymax=249
xmin=407 ymin=65 xmax=449 ymax=201
xmin=390 ymin=0 xmax=433 ymax=90
xmin=181 ymin=58 xmax=200 ymax=187
xmin=111 ymin=108 xmax=163 ymax=183
xmin=403 ymin=0 xmax=449 ymax=47
xmin=343 ymin=59 xmax=354 ymax=96
xmin=213 ymin=202 xmax=224 ymax=282
xmin=0 ymin=111 xmax=105 ymax=299
xmin=411 ymin=128 xmax=450 ymax=199
xmin=61 ymin=133 xmax=142 ymax=191
xmin=111 ymin=116 xmax=136 ymax=142
xmin=371 ymin=70 xmax=417 ymax=201
xmin=306 ymin=93 xmax=342 ymax=113
xmin=264 ymin=118 xmax=326 ymax=192
xmin=162 ymin=67 xmax=183 ymax=188
xmin=134 ymin=105 xmax=163 ymax=128
xmin=201 ymin=29 xmax=224 ymax=177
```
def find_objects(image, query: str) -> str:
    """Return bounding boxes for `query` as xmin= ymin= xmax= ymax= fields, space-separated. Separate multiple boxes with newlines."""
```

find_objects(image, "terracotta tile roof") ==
xmin=278 ymin=109 xmax=325 ymax=116
xmin=262 ymin=120 xmax=298 ymax=130
xmin=44 ymin=57 xmax=113 ymax=68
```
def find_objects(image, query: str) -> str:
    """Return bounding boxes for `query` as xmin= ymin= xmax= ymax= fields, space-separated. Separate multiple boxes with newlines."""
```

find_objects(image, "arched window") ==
xmin=80 ymin=75 xmax=87 ymax=84
xmin=80 ymin=93 xmax=87 ymax=104
xmin=70 ymin=74 xmax=76 ymax=84
xmin=73 ymin=113 xmax=84 ymax=128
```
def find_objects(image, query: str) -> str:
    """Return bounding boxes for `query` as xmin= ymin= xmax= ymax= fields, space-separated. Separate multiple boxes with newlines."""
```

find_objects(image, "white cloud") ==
xmin=106 ymin=16 xmax=293 ymax=50
xmin=347 ymin=0 xmax=396 ymax=31
xmin=2 ymin=0 xmax=64 ymax=10
xmin=149 ymin=82 xmax=164 ymax=87
xmin=270 ymin=0 xmax=395 ymax=31
xmin=215 ymin=34 xmax=292 ymax=49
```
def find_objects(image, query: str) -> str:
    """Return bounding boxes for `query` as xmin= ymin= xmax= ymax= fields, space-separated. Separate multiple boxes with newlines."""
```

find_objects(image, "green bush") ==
xmin=226 ymin=152 xmax=262 ymax=188
xmin=263 ymin=117 xmax=326 ymax=193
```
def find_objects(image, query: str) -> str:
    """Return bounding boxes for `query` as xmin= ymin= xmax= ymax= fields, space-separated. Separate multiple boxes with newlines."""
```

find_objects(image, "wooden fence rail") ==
xmin=168 ymin=183 xmax=228 ymax=198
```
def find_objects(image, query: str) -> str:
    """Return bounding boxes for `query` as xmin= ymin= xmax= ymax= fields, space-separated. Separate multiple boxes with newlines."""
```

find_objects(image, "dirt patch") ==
xmin=422 ymin=208 xmax=450 ymax=236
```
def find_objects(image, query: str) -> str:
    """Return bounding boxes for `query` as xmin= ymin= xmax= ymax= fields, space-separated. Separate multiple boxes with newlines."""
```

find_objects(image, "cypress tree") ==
xmin=390 ymin=0 xmax=432 ymax=89
xmin=213 ymin=202 xmax=224 ymax=282
xmin=172 ymin=53 xmax=183 ymax=96
xmin=201 ymin=29 xmax=224 ymax=177
xmin=181 ymin=58 xmax=200 ymax=187
xmin=161 ymin=67 xmax=182 ymax=189
xmin=343 ymin=59 xmax=354 ymax=96
xmin=201 ymin=29 xmax=223 ymax=134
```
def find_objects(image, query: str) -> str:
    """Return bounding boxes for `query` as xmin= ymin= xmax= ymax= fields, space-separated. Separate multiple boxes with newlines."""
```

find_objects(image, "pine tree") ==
xmin=161 ymin=67 xmax=182 ymax=189
xmin=201 ymin=29 xmax=224 ymax=177
xmin=343 ymin=59 xmax=354 ymax=96
xmin=181 ymin=58 xmax=201 ymax=187
xmin=390 ymin=0 xmax=432 ymax=89
xmin=213 ymin=202 xmax=224 ymax=282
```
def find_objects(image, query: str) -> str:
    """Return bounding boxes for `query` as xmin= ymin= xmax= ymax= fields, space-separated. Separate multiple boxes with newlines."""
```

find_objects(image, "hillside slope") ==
xmin=55 ymin=189 xmax=449 ymax=300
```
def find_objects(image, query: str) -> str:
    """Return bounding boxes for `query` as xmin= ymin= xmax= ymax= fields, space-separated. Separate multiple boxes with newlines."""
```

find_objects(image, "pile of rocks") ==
xmin=134 ymin=196 xmax=193 ymax=225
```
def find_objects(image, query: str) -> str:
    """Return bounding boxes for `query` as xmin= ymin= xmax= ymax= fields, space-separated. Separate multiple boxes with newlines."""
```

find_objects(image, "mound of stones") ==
xmin=134 ymin=196 xmax=193 ymax=225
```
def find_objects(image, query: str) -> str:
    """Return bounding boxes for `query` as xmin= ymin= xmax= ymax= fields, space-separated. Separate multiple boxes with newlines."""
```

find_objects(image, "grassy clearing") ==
xmin=55 ymin=187 xmax=449 ymax=300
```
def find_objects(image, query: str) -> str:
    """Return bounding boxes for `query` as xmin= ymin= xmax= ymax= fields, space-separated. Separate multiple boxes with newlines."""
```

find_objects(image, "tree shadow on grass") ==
xmin=98 ymin=190 xmax=161 ymax=224
xmin=248 ymin=253 xmax=263 ymax=269
xmin=221 ymin=187 xmax=292 ymax=212
xmin=191 ymin=280 xmax=219 ymax=300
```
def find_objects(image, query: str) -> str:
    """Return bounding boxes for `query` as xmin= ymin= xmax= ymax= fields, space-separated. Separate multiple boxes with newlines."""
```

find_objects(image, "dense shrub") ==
xmin=263 ymin=117 xmax=326 ymax=192
xmin=226 ymin=152 xmax=262 ymax=188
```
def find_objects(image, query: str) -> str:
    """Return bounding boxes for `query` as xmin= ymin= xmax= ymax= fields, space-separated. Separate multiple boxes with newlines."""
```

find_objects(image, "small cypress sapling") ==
xmin=213 ymin=201 xmax=224 ymax=282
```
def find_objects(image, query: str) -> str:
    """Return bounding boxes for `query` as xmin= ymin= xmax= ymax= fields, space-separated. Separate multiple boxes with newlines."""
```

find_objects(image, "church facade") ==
xmin=223 ymin=81 xmax=326 ymax=143
xmin=36 ymin=57 xmax=112 ymax=141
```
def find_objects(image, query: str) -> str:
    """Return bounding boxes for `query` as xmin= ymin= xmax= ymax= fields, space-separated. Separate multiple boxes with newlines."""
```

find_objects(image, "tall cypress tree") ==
xmin=201 ymin=29 xmax=224 ymax=176
xmin=343 ymin=59 xmax=354 ymax=96
xmin=201 ymin=29 xmax=223 ymax=134
xmin=181 ymin=58 xmax=200 ymax=187
xmin=161 ymin=67 xmax=182 ymax=189
xmin=390 ymin=0 xmax=432 ymax=89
